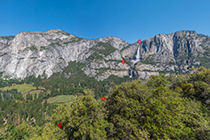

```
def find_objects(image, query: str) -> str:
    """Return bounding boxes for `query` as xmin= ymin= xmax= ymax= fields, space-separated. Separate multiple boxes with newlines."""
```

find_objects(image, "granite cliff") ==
xmin=0 ymin=30 xmax=209 ymax=80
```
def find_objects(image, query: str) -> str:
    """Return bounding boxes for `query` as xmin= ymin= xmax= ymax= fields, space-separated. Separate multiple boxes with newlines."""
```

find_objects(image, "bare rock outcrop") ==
xmin=0 ymin=30 xmax=209 ymax=80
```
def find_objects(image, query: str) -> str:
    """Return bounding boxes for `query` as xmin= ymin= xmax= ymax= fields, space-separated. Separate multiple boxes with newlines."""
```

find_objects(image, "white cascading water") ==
xmin=130 ymin=46 xmax=141 ymax=78
xmin=133 ymin=45 xmax=141 ymax=64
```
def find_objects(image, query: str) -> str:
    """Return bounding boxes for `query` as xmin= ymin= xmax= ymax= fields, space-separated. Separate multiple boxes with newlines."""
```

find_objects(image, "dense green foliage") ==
xmin=0 ymin=73 xmax=23 ymax=88
xmin=170 ymin=67 xmax=210 ymax=106
xmin=29 ymin=61 xmax=131 ymax=99
xmin=0 ymin=68 xmax=209 ymax=140
xmin=0 ymin=89 xmax=55 ymax=126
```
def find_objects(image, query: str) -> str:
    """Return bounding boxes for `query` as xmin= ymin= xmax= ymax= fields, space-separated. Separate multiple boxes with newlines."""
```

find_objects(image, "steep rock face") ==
xmin=0 ymin=30 xmax=130 ymax=80
xmin=121 ymin=30 xmax=209 ymax=78
xmin=172 ymin=31 xmax=207 ymax=71
xmin=0 ymin=30 xmax=209 ymax=80
xmin=1 ymin=30 xmax=93 ymax=78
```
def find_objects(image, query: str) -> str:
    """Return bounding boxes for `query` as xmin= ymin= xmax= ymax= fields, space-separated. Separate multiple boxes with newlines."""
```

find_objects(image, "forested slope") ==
xmin=0 ymin=67 xmax=209 ymax=140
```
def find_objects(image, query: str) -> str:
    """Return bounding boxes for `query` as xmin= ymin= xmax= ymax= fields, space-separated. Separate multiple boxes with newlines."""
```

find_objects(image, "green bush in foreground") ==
xmin=106 ymin=80 xmax=209 ymax=139
xmin=1 ymin=68 xmax=209 ymax=140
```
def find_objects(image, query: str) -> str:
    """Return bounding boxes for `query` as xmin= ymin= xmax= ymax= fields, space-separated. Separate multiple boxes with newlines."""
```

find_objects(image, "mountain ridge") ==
xmin=0 ymin=30 xmax=209 ymax=80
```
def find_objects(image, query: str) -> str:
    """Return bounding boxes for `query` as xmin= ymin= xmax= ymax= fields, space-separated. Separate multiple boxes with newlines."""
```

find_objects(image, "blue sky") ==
xmin=0 ymin=0 xmax=210 ymax=43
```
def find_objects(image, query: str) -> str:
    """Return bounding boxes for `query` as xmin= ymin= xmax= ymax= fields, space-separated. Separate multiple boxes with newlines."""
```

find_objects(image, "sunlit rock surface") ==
xmin=0 ymin=30 xmax=209 ymax=80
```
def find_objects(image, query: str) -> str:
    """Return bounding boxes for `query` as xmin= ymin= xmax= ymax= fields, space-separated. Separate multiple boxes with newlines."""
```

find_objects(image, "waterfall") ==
xmin=128 ymin=43 xmax=143 ymax=78
xmin=129 ymin=69 xmax=134 ymax=78
xmin=129 ymin=45 xmax=142 ymax=78
xmin=133 ymin=46 xmax=141 ymax=64
xmin=136 ymin=45 xmax=140 ymax=60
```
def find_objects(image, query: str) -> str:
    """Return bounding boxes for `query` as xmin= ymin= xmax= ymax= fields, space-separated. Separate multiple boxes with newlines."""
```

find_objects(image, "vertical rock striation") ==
xmin=0 ymin=30 xmax=209 ymax=80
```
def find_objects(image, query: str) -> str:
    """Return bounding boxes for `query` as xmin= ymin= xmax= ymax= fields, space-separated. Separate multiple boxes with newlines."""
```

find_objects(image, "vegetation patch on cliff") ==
xmin=90 ymin=42 xmax=117 ymax=56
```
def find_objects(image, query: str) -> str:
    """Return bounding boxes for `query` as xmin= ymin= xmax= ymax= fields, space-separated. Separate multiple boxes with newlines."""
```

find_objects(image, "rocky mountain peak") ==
xmin=47 ymin=29 xmax=64 ymax=33
xmin=0 ymin=30 xmax=209 ymax=80
xmin=96 ymin=36 xmax=128 ymax=50
xmin=174 ymin=30 xmax=197 ymax=36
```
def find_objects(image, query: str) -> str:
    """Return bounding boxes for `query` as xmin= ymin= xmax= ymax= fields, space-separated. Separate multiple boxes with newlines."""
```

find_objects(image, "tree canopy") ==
xmin=0 ymin=67 xmax=209 ymax=140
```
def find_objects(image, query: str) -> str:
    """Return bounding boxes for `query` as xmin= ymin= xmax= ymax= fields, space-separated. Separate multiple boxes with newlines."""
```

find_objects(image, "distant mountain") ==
xmin=0 ymin=30 xmax=209 ymax=80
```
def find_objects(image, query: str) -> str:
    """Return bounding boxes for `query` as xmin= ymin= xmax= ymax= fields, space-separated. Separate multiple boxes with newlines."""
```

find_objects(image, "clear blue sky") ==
xmin=0 ymin=0 xmax=210 ymax=43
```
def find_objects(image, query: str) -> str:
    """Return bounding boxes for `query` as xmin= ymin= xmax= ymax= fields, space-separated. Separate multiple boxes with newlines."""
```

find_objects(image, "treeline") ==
xmin=0 ymin=88 xmax=55 ymax=127
xmin=1 ymin=67 xmax=209 ymax=139
xmin=0 ymin=61 xmax=131 ymax=130
xmin=0 ymin=73 xmax=23 ymax=88
xmin=24 ymin=61 xmax=132 ymax=99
